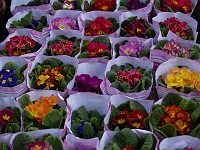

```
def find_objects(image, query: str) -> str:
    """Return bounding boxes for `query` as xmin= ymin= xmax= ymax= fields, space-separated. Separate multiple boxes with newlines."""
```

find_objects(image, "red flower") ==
xmin=121 ymin=146 xmax=137 ymax=150
xmin=85 ymin=42 xmax=109 ymax=57
xmin=26 ymin=140 xmax=52 ymax=150
xmin=0 ymin=108 xmax=14 ymax=127
xmin=90 ymin=0 xmax=116 ymax=11
xmin=112 ymin=113 xmax=127 ymax=126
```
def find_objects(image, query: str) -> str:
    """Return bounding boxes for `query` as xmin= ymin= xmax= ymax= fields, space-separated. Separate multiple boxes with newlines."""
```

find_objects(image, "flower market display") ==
xmin=1 ymin=0 xmax=200 ymax=149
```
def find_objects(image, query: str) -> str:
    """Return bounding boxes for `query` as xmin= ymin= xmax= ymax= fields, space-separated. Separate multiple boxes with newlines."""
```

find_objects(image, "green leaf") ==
xmin=90 ymin=110 xmax=101 ymax=120
xmin=90 ymin=117 xmax=99 ymax=130
xmin=157 ymin=76 xmax=167 ymax=87
xmin=84 ymin=1 xmax=90 ymax=12
xmin=42 ymin=110 xmax=63 ymax=128
xmin=117 ymin=101 xmax=130 ymax=111
xmin=28 ymin=127 xmax=39 ymax=132
xmin=111 ymin=81 xmax=121 ymax=90
xmin=39 ymin=134 xmax=52 ymax=142
xmin=130 ymin=101 xmax=147 ymax=114
xmin=3 ymin=62 xmax=18 ymax=70
xmin=157 ymin=124 xmax=177 ymax=137
xmin=191 ymin=107 xmax=200 ymax=124
xmin=45 ymin=135 xmax=63 ymax=150
xmin=138 ymin=48 xmax=150 ymax=58
xmin=78 ymin=52 xmax=89 ymax=58
xmin=120 ymin=82 xmax=130 ymax=93
xmin=104 ymin=142 xmax=121 ymax=150
xmin=18 ymin=94 xmax=31 ymax=109
xmin=0 ymin=142 xmax=7 ymax=150
xmin=24 ymin=122 xmax=34 ymax=132
xmin=12 ymin=133 xmax=33 ymax=150
xmin=162 ymin=93 xmax=183 ymax=106
xmin=52 ymin=2 xmax=62 ymax=10
xmin=189 ymin=124 xmax=200 ymax=137
xmin=141 ymin=134 xmax=154 ymax=150
xmin=10 ymin=123 xmax=21 ymax=133
xmin=150 ymin=107 xmax=164 ymax=127
xmin=23 ymin=108 xmax=34 ymax=120
xmin=77 ymin=106 xmax=89 ymax=120
xmin=109 ymin=105 xmax=120 ymax=129
xmin=179 ymin=99 xmax=199 ymax=113
xmin=106 ymin=71 xmax=117 ymax=82
xmin=83 ymin=122 xmax=95 ymax=139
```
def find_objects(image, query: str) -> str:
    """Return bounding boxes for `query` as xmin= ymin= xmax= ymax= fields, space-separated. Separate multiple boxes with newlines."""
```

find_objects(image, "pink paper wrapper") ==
xmin=0 ymin=57 xmax=31 ymax=98
xmin=27 ymin=55 xmax=78 ymax=98
xmin=104 ymin=94 xmax=154 ymax=131
xmin=104 ymin=56 xmax=153 ymax=99
xmin=6 ymin=10 xmax=50 ymax=42
xmin=155 ymin=57 xmax=200 ymax=99
xmin=67 ymin=62 xmax=107 ymax=95
xmin=0 ymin=29 xmax=44 ymax=61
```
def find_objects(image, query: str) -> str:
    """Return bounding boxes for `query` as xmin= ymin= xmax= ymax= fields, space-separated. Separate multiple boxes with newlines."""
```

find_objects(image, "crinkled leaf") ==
xmin=161 ymin=93 xmax=183 ymax=106
xmin=83 ymin=122 xmax=95 ymax=139
xmin=12 ymin=133 xmax=33 ymax=150
xmin=130 ymin=101 xmax=147 ymax=114
xmin=18 ymin=94 xmax=31 ymax=109
xmin=45 ymin=135 xmax=63 ymax=150
xmin=157 ymin=124 xmax=177 ymax=137
xmin=141 ymin=134 xmax=154 ymax=150
xmin=77 ymin=106 xmax=89 ymax=120
xmin=150 ymin=106 xmax=164 ymax=127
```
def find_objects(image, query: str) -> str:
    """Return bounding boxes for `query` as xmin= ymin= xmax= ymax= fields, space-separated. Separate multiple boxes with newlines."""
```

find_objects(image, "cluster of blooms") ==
xmin=5 ymin=36 xmax=36 ymax=56
xmin=125 ymin=0 xmax=147 ymax=11
xmin=73 ymin=74 xmax=102 ymax=94
xmin=49 ymin=40 xmax=74 ymax=55
xmin=85 ymin=17 xmax=114 ymax=36
xmin=161 ymin=39 xmax=189 ymax=58
xmin=26 ymin=95 xmax=58 ymax=123
xmin=162 ymin=67 xmax=200 ymax=92
xmin=0 ymin=108 xmax=14 ymax=127
xmin=160 ymin=105 xmax=191 ymax=135
xmin=124 ymin=18 xmax=149 ymax=37
xmin=25 ymin=140 xmax=52 ymax=150
xmin=112 ymin=108 xmax=146 ymax=129
xmin=0 ymin=68 xmax=17 ymax=87
xmin=160 ymin=0 xmax=192 ymax=14
xmin=51 ymin=17 xmax=79 ymax=30
xmin=85 ymin=42 xmax=109 ymax=57
xmin=162 ymin=17 xmax=189 ymax=39
xmin=184 ymin=148 xmax=196 ymax=150
xmin=62 ymin=0 xmax=77 ymax=10
xmin=119 ymin=41 xmax=144 ymax=57
xmin=89 ymin=0 xmax=116 ymax=11
xmin=36 ymin=67 xmax=65 ymax=90
xmin=121 ymin=146 xmax=137 ymax=150
xmin=117 ymin=70 xmax=142 ymax=88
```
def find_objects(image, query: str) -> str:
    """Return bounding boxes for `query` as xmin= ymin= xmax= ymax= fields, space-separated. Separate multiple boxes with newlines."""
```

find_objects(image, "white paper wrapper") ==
xmin=155 ymin=57 xmax=200 ymax=99
xmin=10 ymin=129 xmax=66 ymax=150
xmin=38 ymin=30 xmax=83 ymax=57
xmin=152 ymin=12 xmax=198 ymax=43
xmin=0 ymin=29 xmax=43 ymax=61
xmin=104 ymin=94 xmax=154 ymax=131
xmin=159 ymin=135 xmax=200 ymax=150
xmin=0 ymin=134 xmax=12 ymax=148
xmin=99 ymin=129 xmax=159 ymax=150
xmin=110 ymin=37 xmax=153 ymax=58
xmin=0 ymin=57 xmax=31 ymax=98
xmin=104 ymin=56 xmax=153 ymax=99
xmin=27 ymin=55 xmax=78 ymax=98
xmin=78 ymin=11 xmax=120 ymax=37
xmin=6 ymin=10 xmax=50 ymax=42
xmin=67 ymin=62 xmax=107 ymax=95
xmin=16 ymin=90 xmax=67 ymax=137
xmin=10 ymin=0 xmax=51 ymax=15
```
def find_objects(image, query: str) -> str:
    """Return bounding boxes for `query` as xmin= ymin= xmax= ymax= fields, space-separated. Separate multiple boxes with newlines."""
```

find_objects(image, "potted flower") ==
xmin=10 ymin=0 xmax=51 ymax=15
xmin=156 ymin=57 xmax=200 ymax=99
xmin=79 ymin=11 xmax=120 ymax=37
xmin=11 ymin=129 xmax=65 ymax=150
xmin=0 ymin=30 xmax=42 ymax=60
xmin=83 ymin=0 xmax=117 ymax=12
xmin=150 ymin=93 xmax=200 ymax=140
xmin=52 ymin=0 xmax=83 ymax=11
xmin=104 ymin=94 xmax=153 ymax=131
xmin=66 ymin=93 xmax=110 ymax=149
xmin=111 ymin=37 xmax=153 ymax=58
xmin=99 ymin=128 xmax=158 ymax=150
xmin=27 ymin=55 xmax=78 ymax=97
xmin=105 ymin=56 xmax=153 ymax=99
xmin=6 ymin=10 xmax=49 ymax=42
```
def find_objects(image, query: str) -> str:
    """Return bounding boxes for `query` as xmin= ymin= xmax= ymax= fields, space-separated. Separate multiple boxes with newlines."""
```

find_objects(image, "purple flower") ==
xmin=78 ymin=120 xmax=97 ymax=135
xmin=25 ymin=140 xmax=52 ymax=150
xmin=88 ymin=76 xmax=102 ymax=90
xmin=126 ymin=0 xmax=147 ymax=11
xmin=51 ymin=17 xmax=79 ymax=30
xmin=75 ymin=74 xmax=91 ymax=85
xmin=0 ymin=68 xmax=17 ymax=87
xmin=119 ymin=41 xmax=144 ymax=57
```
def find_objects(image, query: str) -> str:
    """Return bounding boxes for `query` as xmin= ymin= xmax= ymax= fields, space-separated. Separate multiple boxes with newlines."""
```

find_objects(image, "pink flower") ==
xmin=26 ymin=140 xmax=52 ymax=150
xmin=51 ymin=17 xmax=78 ymax=30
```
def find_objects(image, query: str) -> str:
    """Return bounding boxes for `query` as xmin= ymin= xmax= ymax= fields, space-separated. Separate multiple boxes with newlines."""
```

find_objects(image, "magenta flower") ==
xmin=119 ymin=41 xmax=144 ymax=57
xmin=51 ymin=17 xmax=79 ymax=30
xmin=126 ymin=0 xmax=147 ymax=11
xmin=25 ymin=140 xmax=52 ymax=150
xmin=0 ymin=108 xmax=14 ymax=127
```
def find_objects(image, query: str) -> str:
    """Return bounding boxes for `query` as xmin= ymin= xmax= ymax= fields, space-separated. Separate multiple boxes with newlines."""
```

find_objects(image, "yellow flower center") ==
xmin=3 ymin=114 xmax=10 ymax=121
xmin=182 ymin=6 xmax=187 ymax=11
xmin=117 ymin=118 xmax=126 ymax=124
xmin=132 ymin=122 xmax=141 ymax=128
xmin=32 ymin=145 xmax=42 ymax=150
xmin=98 ymin=48 xmax=104 ymax=53
xmin=0 ymin=74 xmax=3 ymax=78
xmin=6 ymin=69 xmax=10 ymax=72
xmin=8 ymin=78 xmax=12 ymax=82
xmin=58 ymin=25 xmax=66 ymax=30
xmin=137 ymin=114 xmax=142 ymax=119
xmin=102 ymin=5 xmax=108 ymax=10
xmin=137 ymin=28 xmax=141 ymax=33
xmin=97 ymin=30 xmax=104 ymax=35
xmin=125 ymin=49 xmax=130 ymax=55
xmin=173 ymin=0 xmax=178 ymax=5
xmin=2 ymin=80 xmax=6 ymax=84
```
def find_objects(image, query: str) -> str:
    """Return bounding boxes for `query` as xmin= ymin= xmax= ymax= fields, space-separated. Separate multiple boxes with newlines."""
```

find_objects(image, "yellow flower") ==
xmin=37 ymin=75 xmax=50 ymax=86
xmin=195 ymin=77 xmax=200 ymax=91
xmin=164 ymin=73 xmax=184 ymax=89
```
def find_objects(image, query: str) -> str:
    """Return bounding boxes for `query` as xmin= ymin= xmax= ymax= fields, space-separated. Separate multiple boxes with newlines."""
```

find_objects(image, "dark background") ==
xmin=192 ymin=0 xmax=200 ymax=43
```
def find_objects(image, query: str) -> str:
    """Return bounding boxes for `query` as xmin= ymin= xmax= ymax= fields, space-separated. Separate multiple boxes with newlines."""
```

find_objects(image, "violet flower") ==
xmin=126 ymin=0 xmax=147 ymax=11
xmin=51 ymin=17 xmax=79 ymax=30
xmin=119 ymin=41 xmax=144 ymax=57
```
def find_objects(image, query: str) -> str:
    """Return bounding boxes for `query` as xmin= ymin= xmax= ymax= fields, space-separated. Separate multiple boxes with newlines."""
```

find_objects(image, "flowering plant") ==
xmin=120 ymin=16 xmax=155 ymax=38
xmin=150 ymin=93 xmax=200 ymax=138
xmin=118 ymin=0 xmax=149 ymax=11
xmin=108 ymin=100 xmax=149 ymax=131
xmin=0 ymin=36 xmax=41 ymax=56
xmin=72 ymin=74 xmax=103 ymax=94
xmin=114 ymin=40 xmax=150 ymax=58
xmin=106 ymin=63 xmax=152 ymax=93
xmin=0 ymin=62 xmax=27 ymax=87
xmin=154 ymin=39 xmax=200 ymax=59
xmin=84 ymin=16 xmax=119 ymax=36
xmin=78 ymin=36 xmax=112 ymax=59
xmin=104 ymin=128 xmax=157 ymax=150
xmin=71 ymin=106 xmax=104 ymax=139
xmin=50 ymin=17 xmax=79 ymax=31
xmin=52 ymin=0 xmax=83 ymax=10
xmin=155 ymin=0 xmax=193 ymax=14
xmin=10 ymin=11 xmax=48 ymax=32
xmin=28 ymin=58 xmax=76 ymax=91
xmin=45 ymin=35 xmax=81 ymax=56
xmin=84 ymin=0 xmax=116 ymax=11
xmin=20 ymin=0 xmax=50 ymax=6
xmin=12 ymin=133 xmax=63 ymax=150
xmin=0 ymin=107 xmax=21 ymax=134
xmin=18 ymin=94 xmax=66 ymax=131
xmin=159 ymin=17 xmax=194 ymax=40
xmin=157 ymin=66 xmax=200 ymax=93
